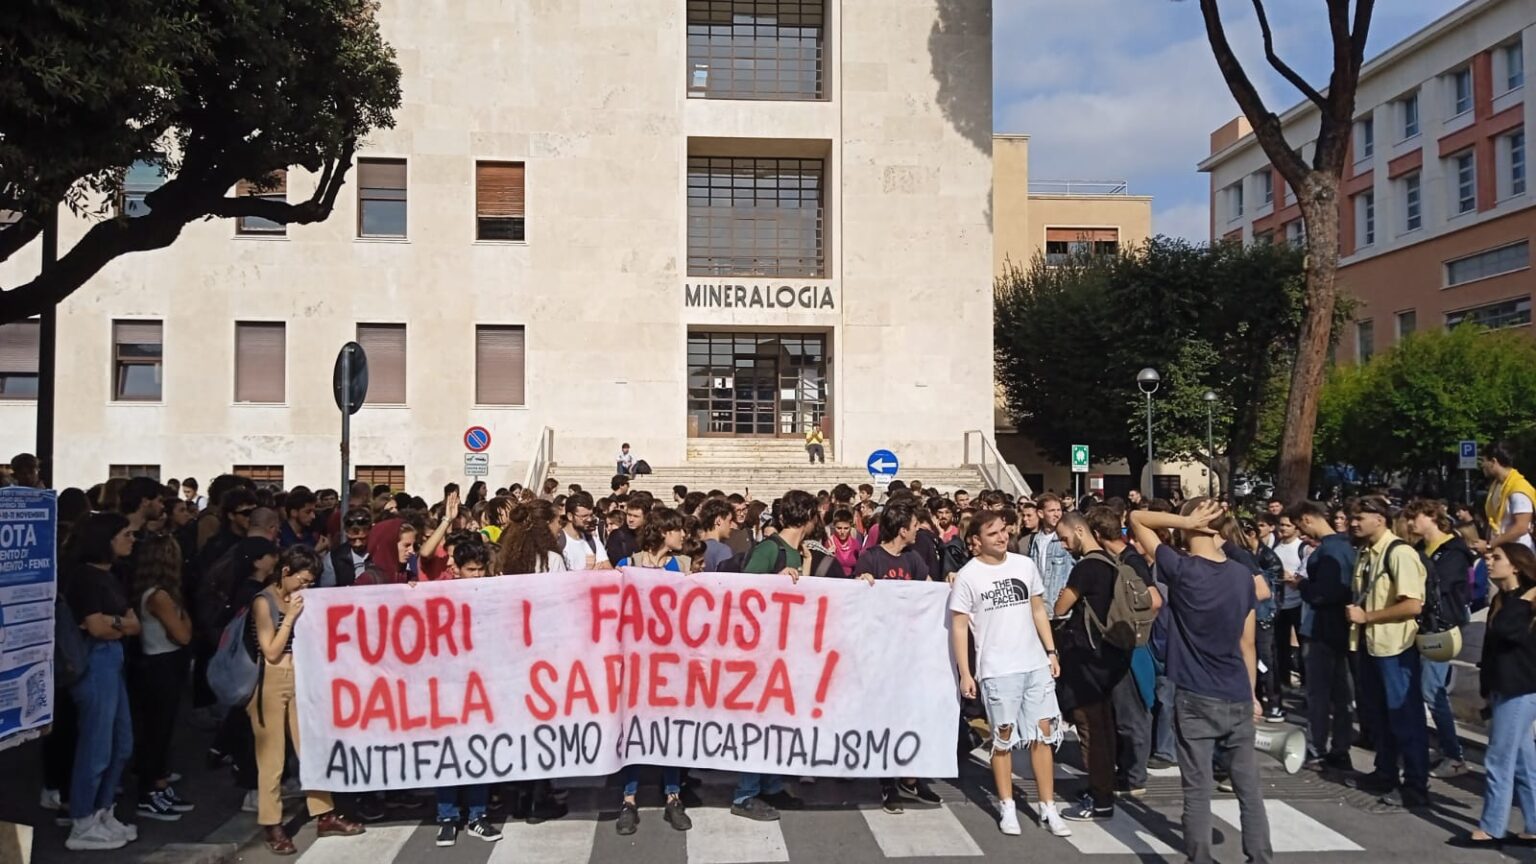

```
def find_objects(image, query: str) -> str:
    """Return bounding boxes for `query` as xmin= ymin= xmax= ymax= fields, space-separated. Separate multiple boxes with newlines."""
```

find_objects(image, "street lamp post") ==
xmin=1203 ymin=390 xmax=1218 ymax=498
xmin=1137 ymin=368 xmax=1160 ymax=497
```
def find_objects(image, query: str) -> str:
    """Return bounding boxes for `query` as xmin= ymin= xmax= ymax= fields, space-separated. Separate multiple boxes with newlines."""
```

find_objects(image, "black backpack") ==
xmin=716 ymin=535 xmax=790 ymax=574
xmin=939 ymin=536 xmax=971 ymax=579
xmin=1388 ymin=539 xmax=1470 ymax=632
xmin=632 ymin=460 xmax=653 ymax=475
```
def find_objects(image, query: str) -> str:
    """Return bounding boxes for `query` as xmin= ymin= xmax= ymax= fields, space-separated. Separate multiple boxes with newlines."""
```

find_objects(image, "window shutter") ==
xmin=357 ymin=324 xmax=407 ymax=404
xmin=235 ymin=322 xmax=285 ymax=403
xmin=113 ymin=320 xmax=162 ymax=346
xmin=0 ymin=321 xmax=41 ymax=373
xmin=476 ymin=163 xmax=526 ymax=218
xmin=360 ymin=159 xmax=407 ymax=190
xmin=476 ymin=326 xmax=526 ymax=405
xmin=236 ymin=170 xmax=288 ymax=198
xmin=1045 ymin=227 xmax=1119 ymax=242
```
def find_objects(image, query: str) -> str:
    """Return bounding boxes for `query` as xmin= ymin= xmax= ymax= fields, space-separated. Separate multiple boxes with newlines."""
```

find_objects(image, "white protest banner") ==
xmin=294 ymin=568 xmax=958 ymax=791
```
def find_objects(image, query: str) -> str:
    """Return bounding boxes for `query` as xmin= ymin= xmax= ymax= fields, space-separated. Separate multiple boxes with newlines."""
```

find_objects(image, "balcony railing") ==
xmin=1027 ymin=180 xmax=1130 ymax=196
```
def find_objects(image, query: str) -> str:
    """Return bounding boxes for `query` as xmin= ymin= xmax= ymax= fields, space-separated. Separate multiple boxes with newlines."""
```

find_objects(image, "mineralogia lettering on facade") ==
xmin=684 ymin=283 xmax=837 ymax=311
xmin=294 ymin=569 xmax=956 ymax=791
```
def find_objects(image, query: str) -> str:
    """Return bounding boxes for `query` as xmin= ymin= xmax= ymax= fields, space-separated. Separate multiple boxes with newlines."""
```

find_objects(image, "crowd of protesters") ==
xmin=7 ymin=439 xmax=1536 ymax=858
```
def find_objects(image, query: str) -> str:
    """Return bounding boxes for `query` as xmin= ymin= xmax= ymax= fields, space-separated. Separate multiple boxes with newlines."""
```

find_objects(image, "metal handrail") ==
xmin=522 ymin=426 xmax=554 ymax=492
xmin=963 ymin=430 xmax=1034 ymax=500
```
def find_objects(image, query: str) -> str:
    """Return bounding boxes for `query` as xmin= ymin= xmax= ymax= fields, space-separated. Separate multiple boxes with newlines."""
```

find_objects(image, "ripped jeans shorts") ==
xmin=981 ymin=667 xmax=1063 ymax=751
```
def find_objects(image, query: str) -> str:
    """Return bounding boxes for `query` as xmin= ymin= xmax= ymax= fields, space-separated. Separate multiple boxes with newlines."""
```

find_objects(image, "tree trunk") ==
xmin=1276 ymin=173 xmax=1342 ymax=503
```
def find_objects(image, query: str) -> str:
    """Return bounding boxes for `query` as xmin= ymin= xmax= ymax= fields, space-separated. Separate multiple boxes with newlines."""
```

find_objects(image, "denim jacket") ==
xmin=1030 ymin=532 xmax=1075 ymax=612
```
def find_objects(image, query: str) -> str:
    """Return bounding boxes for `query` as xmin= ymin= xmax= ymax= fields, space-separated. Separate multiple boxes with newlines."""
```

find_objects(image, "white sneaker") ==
xmin=98 ymin=808 xmax=137 ymax=842
xmin=241 ymin=789 xmax=260 ymax=813
xmin=997 ymin=798 xmax=1021 ymax=835
xmin=39 ymin=787 xmax=63 ymax=811
xmin=1040 ymin=802 xmax=1073 ymax=838
xmin=65 ymin=813 xmax=126 ymax=852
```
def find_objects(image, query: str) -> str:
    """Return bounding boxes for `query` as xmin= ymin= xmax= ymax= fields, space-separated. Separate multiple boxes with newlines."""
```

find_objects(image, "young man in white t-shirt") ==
xmin=950 ymin=511 xmax=1071 ymax=839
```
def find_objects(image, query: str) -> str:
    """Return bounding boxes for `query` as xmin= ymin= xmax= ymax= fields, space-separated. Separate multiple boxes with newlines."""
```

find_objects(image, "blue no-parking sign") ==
xmin=464 ymin=426 xmax=491 ymax=453
xmin=867 ymin=449 xmax=900 ymax=481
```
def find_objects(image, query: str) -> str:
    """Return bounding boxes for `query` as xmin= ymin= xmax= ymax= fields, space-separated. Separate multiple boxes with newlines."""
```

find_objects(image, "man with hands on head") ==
xmin=1129 ymin=499 xmax=1272 ymax=864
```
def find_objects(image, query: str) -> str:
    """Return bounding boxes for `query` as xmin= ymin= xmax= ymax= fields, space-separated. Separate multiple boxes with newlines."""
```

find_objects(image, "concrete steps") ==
xmin=684 ymin=439 xmax=836 ymax=464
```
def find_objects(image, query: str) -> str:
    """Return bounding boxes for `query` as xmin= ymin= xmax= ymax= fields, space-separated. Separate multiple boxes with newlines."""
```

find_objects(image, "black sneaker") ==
xmin=1379 ymin=788 xmax=1431 ymax=810
xmin=158 ymin=786 xmax=196 ymax=813
xmin=1347 ymin=772 xmax=1396 ymax=795
xmin=1060 ymin=796 xmax=1113 ymax=821
xmin=759 ymin=790 xmax=805 ymax=811
xmin=1263 ymin=706 xmax=1286 ymax=723
xmin=465 ymin=817 xmax=502 ymax=842
xmin=730 ymin=798 xmax=781 ymax=821
xmin=881 ymin=788 xmax=904 ymax=814
xmin=355 ymin=797 xmax=386 ymax=822
xmin=137 ymin=792 xmax=182 ymax=822
xmin=664 ymin=799 xmax=693 ymax=831
xmin=435 ymin=822 xmax=458 ymax=847
xmin=1146 ymin=756 xmax=1176 ymax=770
xmin=616 ymin=802 xmax=640 ymax=836
xmin=898 ymin=779 xmax=941 ymax=804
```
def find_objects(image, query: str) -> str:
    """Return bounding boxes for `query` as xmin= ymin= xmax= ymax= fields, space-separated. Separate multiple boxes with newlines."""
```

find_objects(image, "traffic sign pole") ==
xmin=339 ymin=347 xmax=351 ymax=497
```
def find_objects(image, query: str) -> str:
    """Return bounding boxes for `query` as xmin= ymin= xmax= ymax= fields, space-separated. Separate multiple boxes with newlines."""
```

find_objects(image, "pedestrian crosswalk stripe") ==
xmin=489 ymin=817 xmax=599 ymax=864
xmin=858 ymin=804 xmax=983 ymax=858
xmin=686 ymin=805 xmax=791 ymax=864
xmin=1210 ymin=799 xmax=1363 ymax=852
xmin=296 ymin=824 xmax=414 ymax=864
xmin=1059 ymin=808 xmax=1178 ymax=856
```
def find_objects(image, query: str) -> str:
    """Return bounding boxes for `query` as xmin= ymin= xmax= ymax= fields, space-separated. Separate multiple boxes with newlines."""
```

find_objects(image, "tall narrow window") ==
xmin=112 ymin=320 xmax=163 ymax=401
xmin=0 ymin=320 xmax=40 ymax=399
xmin=1453 ymin=151 xmax=1476 ymax=214
xmin=1507 ymin=41 xmax=1525 ymax=91
xmin=1358 ymin=118 xmax=1374 ymax=160
xmin=121 ymin=160 xmax=166 ymax=218
xmin=475 ymin=162 xmax=526 ymax=241
xmin=1256 ymin=170 xmax=1274 ymax=205
xmin=236 ymin=171 xmax=288 ymax=235
xmin=1285 ymin=220 xmax=1305 ymax=249
xmin=357 ymin=159 xmax=407 ymax=238
xmin=1355 ymin=192 xmax=1375 ymax=247
xmin=1396 ymin=310 xmax=1417 ymax=339
xmin=1451 ymin=67 xmax=1473 ymax=116
xmin=1404 ymin=172 xmax=1422 ymax=232
xmin=1228 ymin=183 xmax=1244 ymax=220
xmin=475 ymin=325 xmax=526 ymax=406
xmin=1357 ymin=320 xmax=1374 ymax=363
xmin=1512 ymin=131 xmax=1527 ymax=197
xmin=234 ymin=322 xmax=286 ymax=403
xmin=1401 ymin=93 xmax=1420 ymax=138
xmin=356 ymin=324 xmax=406 ymax=405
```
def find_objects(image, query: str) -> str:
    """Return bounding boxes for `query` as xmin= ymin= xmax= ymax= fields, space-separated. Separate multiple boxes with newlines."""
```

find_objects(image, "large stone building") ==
xmin=0 ymin=0 xmax=997 ymax=493
xmin=1202 ymin=0 xmax=1533 ymax=361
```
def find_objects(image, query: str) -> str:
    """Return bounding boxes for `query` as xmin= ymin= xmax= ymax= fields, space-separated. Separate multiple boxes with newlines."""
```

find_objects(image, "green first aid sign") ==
xmin=1071 ymin=444 xmax=1090 ymax=473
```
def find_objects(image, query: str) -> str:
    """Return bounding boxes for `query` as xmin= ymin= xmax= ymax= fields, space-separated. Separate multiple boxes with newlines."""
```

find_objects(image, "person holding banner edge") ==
xmin=248 ymin=546 xmax=365 ymax=854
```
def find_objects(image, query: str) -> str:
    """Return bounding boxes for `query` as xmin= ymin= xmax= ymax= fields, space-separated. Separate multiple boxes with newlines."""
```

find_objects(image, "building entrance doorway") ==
xmin=688 ymin=331 xmax=829 ymax=437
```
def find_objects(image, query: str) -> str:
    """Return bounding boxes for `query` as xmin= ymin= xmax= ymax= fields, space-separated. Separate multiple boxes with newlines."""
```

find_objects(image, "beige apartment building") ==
xmin=1202 ymin=0 xmax=1533 ymax=361
xmin=0 ymin=0 xmax=997 ymax=492
xmin=990 ymin=135 xmax=1209 ymax=499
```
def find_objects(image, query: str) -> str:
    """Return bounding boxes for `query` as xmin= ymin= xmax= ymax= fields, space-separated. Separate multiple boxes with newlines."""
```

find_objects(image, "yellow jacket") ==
xmin=1487 ymin=467 xmax=1536 ymax=531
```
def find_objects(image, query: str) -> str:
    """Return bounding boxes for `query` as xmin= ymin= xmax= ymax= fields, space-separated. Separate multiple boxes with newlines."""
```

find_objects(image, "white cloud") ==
xmin=1153 ymin=200 xmax=1213 ymax=242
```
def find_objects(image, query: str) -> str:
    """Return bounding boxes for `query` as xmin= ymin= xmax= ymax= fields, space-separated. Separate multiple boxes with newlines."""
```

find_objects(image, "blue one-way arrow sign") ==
xmin=867 ymin=449 xmax=900 ymax=481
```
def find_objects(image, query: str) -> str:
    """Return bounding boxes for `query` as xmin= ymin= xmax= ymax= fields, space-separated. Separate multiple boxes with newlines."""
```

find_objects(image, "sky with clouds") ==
xmin=993 ymin=0 xmax=1465 ymax=241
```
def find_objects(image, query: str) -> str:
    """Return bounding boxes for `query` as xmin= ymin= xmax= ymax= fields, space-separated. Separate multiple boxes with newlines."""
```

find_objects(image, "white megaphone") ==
xmin=1254 ymin=727 xmax=1306 ymax=774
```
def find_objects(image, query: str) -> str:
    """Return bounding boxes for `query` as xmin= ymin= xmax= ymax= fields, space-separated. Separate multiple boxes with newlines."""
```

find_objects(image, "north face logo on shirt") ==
xmin=979 ymin=578 xmax=1031 ymax=608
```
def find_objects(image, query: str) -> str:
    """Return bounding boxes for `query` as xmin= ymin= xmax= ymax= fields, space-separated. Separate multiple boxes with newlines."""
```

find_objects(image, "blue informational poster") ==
xmin=0 ymin=488 xmax=57 ymax=749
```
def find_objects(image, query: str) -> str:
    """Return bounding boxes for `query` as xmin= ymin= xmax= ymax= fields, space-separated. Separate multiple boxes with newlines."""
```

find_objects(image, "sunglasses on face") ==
xmin=235 ymin=508 xmax=257 ymax=517
xmin=345 ymin=518 xmax=372 ymax=529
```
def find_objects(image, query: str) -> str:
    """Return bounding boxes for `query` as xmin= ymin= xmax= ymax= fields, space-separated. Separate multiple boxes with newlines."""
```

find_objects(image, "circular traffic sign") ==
xmin=464 ymin=426 xmax=492 ymax=453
